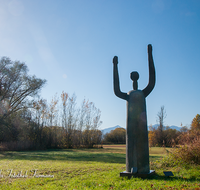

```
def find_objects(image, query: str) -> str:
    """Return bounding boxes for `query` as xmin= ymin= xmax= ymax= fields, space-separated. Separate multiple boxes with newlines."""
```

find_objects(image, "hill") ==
xmin=101 ymin=124 xmax=181 ymax=135
xmin=150 ymin=124 xmax=181 ymax=131
xmin=101 ymin=125 xmax=124 ymax=136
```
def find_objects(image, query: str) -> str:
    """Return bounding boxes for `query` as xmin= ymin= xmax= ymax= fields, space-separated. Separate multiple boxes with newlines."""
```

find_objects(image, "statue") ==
xmin=113 ymin=44 xmax=155 ymax=177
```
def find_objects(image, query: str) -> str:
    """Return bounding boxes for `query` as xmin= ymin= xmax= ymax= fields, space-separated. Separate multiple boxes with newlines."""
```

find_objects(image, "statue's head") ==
xmin=130 ymin=71 xmax=139 ymax=81
xmin=130 ymin=71 xmax=139 ymax=90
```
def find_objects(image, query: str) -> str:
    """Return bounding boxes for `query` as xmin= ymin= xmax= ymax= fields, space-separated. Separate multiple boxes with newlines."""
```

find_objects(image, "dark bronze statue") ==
xmin=113 ymin=44 xmax=155 ymax=176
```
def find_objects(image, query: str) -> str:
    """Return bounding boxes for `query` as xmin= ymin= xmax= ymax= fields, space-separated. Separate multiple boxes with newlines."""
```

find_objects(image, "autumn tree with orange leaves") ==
xmin=191 ymin=114 xmax=200 ymax=131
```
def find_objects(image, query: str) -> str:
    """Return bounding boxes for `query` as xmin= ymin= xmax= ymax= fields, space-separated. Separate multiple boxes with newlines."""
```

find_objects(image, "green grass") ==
xmin=0 ymin=147 xmax=199 ymax=189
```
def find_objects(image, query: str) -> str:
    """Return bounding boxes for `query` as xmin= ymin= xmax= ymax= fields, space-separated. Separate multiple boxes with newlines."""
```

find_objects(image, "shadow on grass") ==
xmin=137 ymin=172 xmax=200 ymax=183
xmin=0 ymin=149 xmax=126 ymax=164
xmin=0 ymin=149 xmax=160 ymax=164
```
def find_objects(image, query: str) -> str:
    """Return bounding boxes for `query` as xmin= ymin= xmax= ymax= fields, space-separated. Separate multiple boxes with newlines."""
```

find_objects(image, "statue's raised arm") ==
xmin=142 ymin=44 xmax=156 ymax=97
xmin=113 ymin=56 xmax=127 ymax=100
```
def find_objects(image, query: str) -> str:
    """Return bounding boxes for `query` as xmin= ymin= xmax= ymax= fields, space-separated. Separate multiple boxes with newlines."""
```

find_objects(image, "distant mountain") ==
xmin=101 ymin=125 xmax=124 ymax=136
xmin=167 ymin=125 xmax=181 ymax=131
xmin=101 ymin=124 xmax=181 ymax=136
xmin=149 ymin=124 xmax=181 ymax=131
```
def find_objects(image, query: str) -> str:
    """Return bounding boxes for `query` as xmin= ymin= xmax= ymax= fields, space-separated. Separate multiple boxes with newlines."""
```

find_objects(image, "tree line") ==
xmin=103 ymin=106 xmax=200 ymax=148
xmin=149 ymin=107 xmax=200 ymax=147
xmin=0 ymin=57 xmax=102 ymax=150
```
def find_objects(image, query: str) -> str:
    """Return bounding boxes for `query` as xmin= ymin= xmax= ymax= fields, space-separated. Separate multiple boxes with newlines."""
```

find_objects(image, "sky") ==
xmin=0 ymin=0 xmax=200 ymax=130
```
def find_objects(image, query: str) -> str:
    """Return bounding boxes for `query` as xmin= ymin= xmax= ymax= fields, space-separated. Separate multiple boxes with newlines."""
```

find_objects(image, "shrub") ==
xmin=158 ymin=136 xmax=200 ymax=168
xmin=0 ymin=141 xmax=35 ymax=151
xmin=173 ymin=137 xmax=200 ymax=165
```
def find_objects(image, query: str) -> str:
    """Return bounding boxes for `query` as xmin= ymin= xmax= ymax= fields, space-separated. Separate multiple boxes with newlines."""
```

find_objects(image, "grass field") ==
xmin=102 ymin=145 xmax=170 ymax=156
xmin=0 ymin=145 xmax=199 ymax=189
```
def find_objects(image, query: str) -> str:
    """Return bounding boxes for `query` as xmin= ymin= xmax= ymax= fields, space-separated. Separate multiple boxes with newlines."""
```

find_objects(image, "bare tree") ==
xmin=76 ymin=99 xmax=87 ymax=147
xmin=48 ymin=95 xmax=58 ymax=127
xmin=61 ymin=91 xmax=68 ymax=129
xmin=82 ymin=101 xmax=102 ymax=147
xmin=156 ymin=105 xmax=167 ymax=146
xmin=63 ymin=93 xmax=77 ymax=148
xmin=157 ymin=106 xmax=166 ymax=132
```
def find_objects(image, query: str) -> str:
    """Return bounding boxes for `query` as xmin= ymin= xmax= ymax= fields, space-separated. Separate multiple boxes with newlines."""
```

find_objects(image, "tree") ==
xmin=48 ymin=95 xmax=58 ymax=127
xmin=178 ymin=114 xmax=200 ymax=145
xmin=63 ymin=93 xmax=77 ymax=148
xmin=82 ymin=101 xmax=102 ymax=147
xmin=75 ymin=99 xmax=89 ymax=147
xmin=104 ymin=128 xmax=126 ymax=144
xmin=148 ymin=125 xmax=156 ymax=147
xmin=155 ymin=106 xmax=167 ymax=146
xmin=164 ymin=127 xmax=180 ymax=147
xmin=0 ymin=57 xmax=46 ymax=123
xmin=61 ymin=91 xmax=68 ymax=130
xmin=0 ymin=57 xmax=46 ymax=147
xmin=191 ymin=114 xmax=200 ymax=131
xmin=157 ymin=106 xmax=166 ymax=132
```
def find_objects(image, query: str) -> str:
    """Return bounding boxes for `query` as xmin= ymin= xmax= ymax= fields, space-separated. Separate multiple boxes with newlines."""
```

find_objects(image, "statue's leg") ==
xmin=126 ymin=123 xmax=137 ymax=172
xmin=137 ymin=113 xmax=150 ymax=174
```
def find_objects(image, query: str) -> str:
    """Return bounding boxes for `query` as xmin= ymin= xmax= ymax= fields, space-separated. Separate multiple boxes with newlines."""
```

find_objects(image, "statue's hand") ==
xmin=113 ymin=56 xmax=118 ymax=65
xmin=148 ymin=44 xmax=152 ymax=53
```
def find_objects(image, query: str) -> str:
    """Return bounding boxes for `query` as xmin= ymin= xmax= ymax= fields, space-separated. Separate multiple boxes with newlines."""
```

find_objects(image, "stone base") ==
xmin=120 ymin=170 xmax=155 ymax=178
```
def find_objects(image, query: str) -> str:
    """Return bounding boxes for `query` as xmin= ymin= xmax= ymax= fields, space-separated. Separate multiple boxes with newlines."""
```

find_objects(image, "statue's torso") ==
xmin=126 ymin=89 xmax=147 ymax=146
xmin=127 ymin=90 xmax=146 ymax=123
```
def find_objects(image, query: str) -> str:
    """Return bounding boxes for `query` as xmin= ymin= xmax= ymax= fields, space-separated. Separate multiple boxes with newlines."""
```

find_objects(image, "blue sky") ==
xmin=0 ymin=0 xmax=200 ymax=129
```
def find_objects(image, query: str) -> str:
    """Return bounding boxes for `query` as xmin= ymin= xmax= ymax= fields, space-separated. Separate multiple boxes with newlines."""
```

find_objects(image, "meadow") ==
xmin=0 ymin=145 xmax=200 ymax=190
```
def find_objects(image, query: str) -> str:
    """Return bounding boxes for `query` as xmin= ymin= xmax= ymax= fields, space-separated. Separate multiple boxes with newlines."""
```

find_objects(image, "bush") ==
xmin=158 ymin=136 xmax=200 ymax=168
xmin=0 ymin=141 xmax=35 ymax=151
xmin=173 ymin=137 xmax=200 ymax=164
